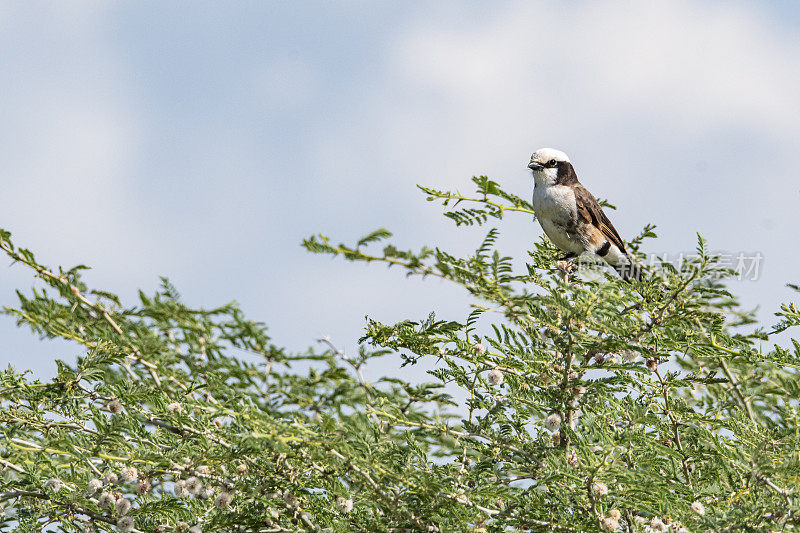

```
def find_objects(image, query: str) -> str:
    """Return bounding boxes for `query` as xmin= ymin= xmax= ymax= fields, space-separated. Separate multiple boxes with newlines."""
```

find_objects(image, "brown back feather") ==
xmin=573 ymin=185 xmax=627 ymax=254
xmin=555 ymin=162 xmax=628 ymax=254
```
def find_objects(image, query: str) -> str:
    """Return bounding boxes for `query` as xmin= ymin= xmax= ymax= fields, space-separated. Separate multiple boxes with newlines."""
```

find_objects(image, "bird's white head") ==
xmin=528 ymin=148 xmax=571 ymax=187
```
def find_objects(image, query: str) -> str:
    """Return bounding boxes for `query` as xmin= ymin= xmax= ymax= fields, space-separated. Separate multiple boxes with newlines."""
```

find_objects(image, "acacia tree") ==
xmin=1 ymin=178 xmax=799 ymax=532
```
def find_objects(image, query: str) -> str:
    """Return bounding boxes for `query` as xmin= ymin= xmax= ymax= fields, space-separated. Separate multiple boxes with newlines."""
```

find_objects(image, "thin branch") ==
xmin=654 ymin=367 xmax=693 ymax=489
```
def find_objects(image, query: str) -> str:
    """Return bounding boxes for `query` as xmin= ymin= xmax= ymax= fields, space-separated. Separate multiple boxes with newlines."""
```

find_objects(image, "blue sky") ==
xmin=2 ymin=1 xmax=800 ymax=383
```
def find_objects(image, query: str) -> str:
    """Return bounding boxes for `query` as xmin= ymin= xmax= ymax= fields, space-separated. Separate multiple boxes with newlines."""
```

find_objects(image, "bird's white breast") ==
xmin=532 ymin=184 xmax=583 ymax=254
xmin=533 ymin=184 xmax=575 ymax=218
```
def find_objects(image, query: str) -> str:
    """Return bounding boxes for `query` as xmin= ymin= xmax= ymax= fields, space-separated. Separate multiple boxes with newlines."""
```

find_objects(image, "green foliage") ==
xmin=2 ymin=177 xmax=800 ymax=532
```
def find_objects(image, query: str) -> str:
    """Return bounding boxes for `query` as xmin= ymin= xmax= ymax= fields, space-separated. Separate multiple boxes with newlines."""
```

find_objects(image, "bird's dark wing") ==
xmin=573 ymin=184 xmax=627 ymax=254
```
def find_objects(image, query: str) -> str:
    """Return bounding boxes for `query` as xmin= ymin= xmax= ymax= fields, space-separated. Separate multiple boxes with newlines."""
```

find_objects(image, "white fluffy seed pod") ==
xmin=98 ymin=492 xmax=115 ymax=509
xmin=487 ymin=368 xmax=504 ymax=386
xmin=114 ymin=498 xmax=131 ymax=516
xmin=214 ymin=491 xmax=233 ymax=509
xmin=87 ymin=478 xmax=103 ymax=494
xmin=336 ymin=496 xmax=354 ymax=513
xmin=174 ymin=480 xmax=189 ymax=498
xmin=691 ymin=500 xmax=705 ymax=515
xmin=622 ymin=350 xmax=640 ymax=363
xmin=591 ymin=482 xmax=609 ymax=497
xmin=650 ymin=517 xmax=668 ymax=532
xmin=107 ymin=399 xmax=123 ymax=414
xmin=544 ymin=413 xmax=562 ymax=432
xmin=116 ymin=516 xmax=134 ymax=533
xmin=136 ymin=479 xmax=151 ymax=495
xmin=120 ymin=467 xmax=138 ymax=483
xmin=473 ymin=343 xmax=487 ymax=356
xmin=185 ymin=476 xmax=203 ymax=495
xmin=44 ymin=478 xmax=62 ymax=492
xmin=599 ymin=516 xmax=619 ymax=532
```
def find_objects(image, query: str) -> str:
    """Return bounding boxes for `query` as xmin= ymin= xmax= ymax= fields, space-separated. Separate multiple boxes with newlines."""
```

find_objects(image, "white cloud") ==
xmin=394 ymin=1 xmax=800 ymax=138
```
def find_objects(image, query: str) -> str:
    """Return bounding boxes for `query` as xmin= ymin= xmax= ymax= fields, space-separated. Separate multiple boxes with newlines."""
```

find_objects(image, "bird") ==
xmin=528 ymin=148 xmax=641 ymax=281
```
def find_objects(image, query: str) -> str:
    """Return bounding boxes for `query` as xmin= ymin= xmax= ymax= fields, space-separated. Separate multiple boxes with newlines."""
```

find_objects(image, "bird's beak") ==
xmin=528 ymin=161 xmax=543 ymax=171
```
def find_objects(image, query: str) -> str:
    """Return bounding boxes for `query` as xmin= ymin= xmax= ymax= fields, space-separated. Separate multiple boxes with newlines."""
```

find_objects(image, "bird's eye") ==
xmin=548 ymin=159 xmax=557 ymax=166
